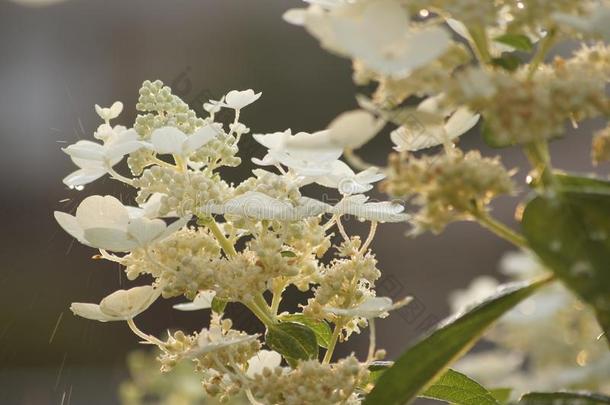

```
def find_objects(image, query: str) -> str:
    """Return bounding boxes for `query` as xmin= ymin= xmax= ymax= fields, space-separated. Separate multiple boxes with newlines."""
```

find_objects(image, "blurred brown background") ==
xmin=0 ymin=0 xmax=602 ymax=404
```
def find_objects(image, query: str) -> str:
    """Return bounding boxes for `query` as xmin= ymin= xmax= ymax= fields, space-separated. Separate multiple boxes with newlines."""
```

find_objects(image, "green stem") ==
xmin=524 ymin=140 xmax=556 ymax=190
xmin=467 ymin=25 xmax=492 ymax=64
xmin=323 ymin=321 xmax=343 ymax=364
xmin=527 ymin=29 xmax=556 ymax=79
xmin=270 ymin=284 xmax=285 ymax=316
xmin=204 ymin=218 xmax=238 ymax=258
xmin=245 ymin=294 xmax=277 ymax=328
xmin=473 ymin=210 xmax=528 ymax=249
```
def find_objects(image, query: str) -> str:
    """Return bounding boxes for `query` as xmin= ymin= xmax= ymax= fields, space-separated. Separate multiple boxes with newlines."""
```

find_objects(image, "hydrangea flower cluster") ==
xmin=56 ymin=80 xmax=411 ymax=404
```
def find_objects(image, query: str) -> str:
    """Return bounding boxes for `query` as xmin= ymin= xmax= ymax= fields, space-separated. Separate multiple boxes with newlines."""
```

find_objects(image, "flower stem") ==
xmin=524 ymin=140 xmax=557 ymax=190
xmin=527 ymin=29 xmax=556 ymax=79
xmin=204 ymin=218 xmax=238 ymax=258
xmin=245 ymin=295 xmax=276 ymax=327
xmin=473 ymin=210 xmax=528 ymax=249
xmin=127 ymin=318 xmax=167 ymax=349
xmin=323 ymin=320 xmax=343 ymax=364
xmin=467 ymin=25 xmax=492 ymax=64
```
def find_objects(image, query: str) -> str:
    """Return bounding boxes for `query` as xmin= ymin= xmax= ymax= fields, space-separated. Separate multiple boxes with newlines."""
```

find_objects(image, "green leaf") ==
xmin=522 ymin=175 xmax=610 ymax=344
xmin=491 ymin=54 xmax=521 ymax=72
xmin=555 ymin=173 xmax=610 ymax=196
xmin=280 ymin=250 xmax=297 ymax=258
xmin=211 ymin=297 xmax=227 ymax=314
xmin=493 ymin=34 xmax=534 ymax=52
xmin=363 ymin=278 xmax=551 ymax=405
xmin=278 ymin=314 xmax=332 ymax=348
xmin=420 ymin=369 xmax=499 ymax=405
xmin=368 ymin=361 xmax=393 ymax=385
xmin=489 ymin=388 xmax=512 ymax=404
xmin=519 ymin=391 xmax=610 ymax=404
xmin=265 ymin=321 xmax=318 ymax=362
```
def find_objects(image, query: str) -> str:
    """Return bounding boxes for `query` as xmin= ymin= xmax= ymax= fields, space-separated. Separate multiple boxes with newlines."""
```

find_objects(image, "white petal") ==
xmin=183 ymin=125 xmax=218 ymax=154
xmin=83 ymin=228 xmax=137 ymax=252
xmin=253 ymin=130 xmax=291 ymax=149
xmin=76 ymin=195 xmax=130 ymax=231
xmin=325 ymin=296 xmax=411 ymax=319
xmin=283 ymin=9 xmax=306 ymax=25
xmin=444 ymin=108 xmax=479 ymax=140
xmin=326 ymin=109 xmax=383 ymax=149
xmin=246 ymin=350 xmax=282 ymax=377
xmin=150 ymin=127 xmax=188 ymax=155
xmin=109 ymin=101 xmax=123 ymax=119
xmin=70 ymin=303 xmax=117 ymax=322
xmin=99 ymin=285 xmax=159 ymax=319
xmin=173 ymin=290 xmax=216 ymax=311
xmin=159 ymin=217 xmax=189 ymax=240
xmin=63 ymin=140 xmax=105 ymax=161
xmin=354 ymin=167 xmax=385 ymax=184
xmin=127 ymin=217 xmax=167 ymax=246
xmin=331 ymin=195 xmax=409 ymax=222
xmin=224 ymin=89 xmax=261 ymax=110
xmin=62 ymin=167 xmax=106 ymax=188
xmin=54 ymin=212 xmax=87 ymax=244
xmin=105 ymin=140 xmax=144 ymax=161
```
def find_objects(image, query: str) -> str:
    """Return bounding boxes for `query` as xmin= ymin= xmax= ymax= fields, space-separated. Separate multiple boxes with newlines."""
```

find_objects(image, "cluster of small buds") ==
xmin=135 ymin=79 xmax=205 ymax=136
xmin=158 ymin=330 xmax=197 ymax=372
xmin=383 ymin=150 xmax=516 ymax=234
xmin=133 ymin=166 xmax=232 ymax=217
xmin=123 ymin=227 xmax=221 ymax=298
xmin=249 ymin=355 xmax=369 ymax=405
xmin=447 ymin=44 xmax=610 ymax=145
xmin=234 ymin=169 xmax=303 ymax=205
xmin=592 ymin=124 xmax=610 ymax=165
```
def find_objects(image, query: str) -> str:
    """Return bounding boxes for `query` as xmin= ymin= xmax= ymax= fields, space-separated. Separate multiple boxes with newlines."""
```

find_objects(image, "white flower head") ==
xmin=62 ymin=126 xmax=144 ymax=188
xmin=55 ymin=195 xmax=188 ymax=252
xmin=173 ymin=290 xmax=216 ymax=311
xmin=285 ymin=109 xmax=384 ymax=151
xmin=149 ymin=125 xmax=218 ymax=157
xmin=200 ymin=191 xmax=330 ymax=221
xmin=94 ymin=101 xmax=123 ymax=122
xmin=246 ymin=350 xmax=282 ymax=378
xmin=253 ymin=129 xmax=343 ymax=176
xmin=391 ymin=96 xmax=479 ymax=152
xmin=325 ymin=296 xmax=412 ymax=319
xmin=70 ymin=285 xmax=160 ymax=322
xmin=295 ymin=1 xmax=451 ymax=77
xmin=330 ymin=194 xmax=409 ymax=223
xmin=190 ymin=327 xmax=258 ymax=357
xmin=223 ymin=89 xmax=262 ymax=110
xmin=316 ymin=161 xmax=385 ymax=194
xmin=203 ymin=96 xmax=225 ymax=114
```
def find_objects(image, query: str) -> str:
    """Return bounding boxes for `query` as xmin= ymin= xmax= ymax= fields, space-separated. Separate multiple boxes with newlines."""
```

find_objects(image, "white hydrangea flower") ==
xmin=70 ymin=285 xmax=160 ymax=322
xmin=253 ymin=129 xmax=343 ymax=176
xmin=330 ymin=194 xmax=409 ymax=223
xmin=54 ymin=195 xmax=188 ymax=252
xmin=222 ymin=89 xmax=261 ymax=110
xmin=390 ymin=95 xmax=479 ymax=152
xmin=94 ymin=101 xmax=123 ymax=122
xmin=316 ymin=161 xmax=385 ymax=194
xmin=286 ymin=1 xmax=451 ymax=77
xmin=62 ymin=126 xmax=144 ymax=188
xmin=190 ymin=327 xmax=258 ymax=356
xmin=200 ymin=191 xmax=330 ymax=221
xmin=149 ymin=125 xmax=218 ymax=157
xmin=246 ymin=350 xmax=283 ymax=378
xmin=325 ymin=296 xmax=412 ymax=319
xmin=203 ymin=96 xmax=225 ymax=114
xmin=285 ymin=109 xmax=384 ymax=151
xmin=173 ymin=290 xmax=216 ymax=311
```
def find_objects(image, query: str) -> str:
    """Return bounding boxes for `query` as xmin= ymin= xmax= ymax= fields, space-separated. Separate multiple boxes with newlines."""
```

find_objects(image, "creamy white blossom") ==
xmin=149 ymin=125 xmax=218 ymax=157
xmin=55 ymin=195 xmax=187 ymax=252
xmin=62 ymin=125 xmax=144 ymax=188
xmin=316 ymin=161 xmax=385 ymax=194
xmin=70 ymin=285 xmax=160 ymax=322
xmin=330 ymin=194 xmax=409 ymax=223
xmin=325 ymin=296 xmax=411 ymax=319
xmin=173 ymin=290 xmax=216 ymax=311
xmin=246 ymin=350 xmax=283 ymax=378
xmin=222 ymin=89 xmax=261 ymax=110
xmin=95 ymin=101 xmax=123 ymax=122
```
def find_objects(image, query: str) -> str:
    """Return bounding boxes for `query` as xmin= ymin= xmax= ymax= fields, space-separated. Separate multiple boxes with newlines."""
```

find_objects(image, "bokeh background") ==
xmin=0 ymin=0 xmax=603 ymax=404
